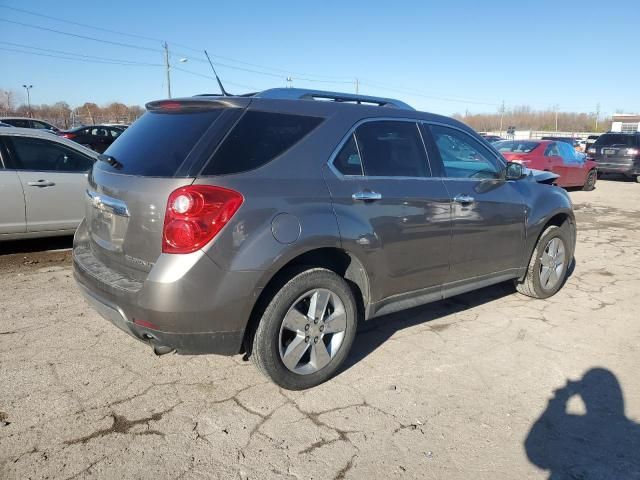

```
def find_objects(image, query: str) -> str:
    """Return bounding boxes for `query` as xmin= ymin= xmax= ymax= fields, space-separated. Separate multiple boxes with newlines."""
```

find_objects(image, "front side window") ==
xmin=202 ymin=111 xmax=323 ymax=175
xmin=333 ymin=134 xmax=363 ymax=176
xmin=557 ymin=142 xmax=579 ymax=163
xmin=429 ymin=124 xmax=501 ymax=179
xmin=7 ymin=137 xmax=93 ymax=172
xmin=354 ymin=121 xmax=429 ymax=177
xmin=32 ymin=121 xmax=53 ymax=130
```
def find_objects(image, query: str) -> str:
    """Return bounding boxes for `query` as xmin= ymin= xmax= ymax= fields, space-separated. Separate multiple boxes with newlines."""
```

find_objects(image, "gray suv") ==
xmin=74 ymin=88 xmax=576 ymax=389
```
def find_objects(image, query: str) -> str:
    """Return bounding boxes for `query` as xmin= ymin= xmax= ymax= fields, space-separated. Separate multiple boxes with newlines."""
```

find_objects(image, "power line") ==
xmin=0 ymin=41 xmax=160 ymax=66
xmin=0 ymin=47 xmax=162 ymax=66
xmin=0 ymin=18 xmax=161 ymax=53
xmin=0 ymin=6 xmax=353 ymax=81
xmin=359 ymin=80 xmax=502 ymax=106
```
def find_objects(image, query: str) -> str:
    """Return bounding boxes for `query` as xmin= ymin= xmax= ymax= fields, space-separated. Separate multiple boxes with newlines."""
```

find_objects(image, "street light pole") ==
xmin=22 ymin=84 xmax=33 ymax=117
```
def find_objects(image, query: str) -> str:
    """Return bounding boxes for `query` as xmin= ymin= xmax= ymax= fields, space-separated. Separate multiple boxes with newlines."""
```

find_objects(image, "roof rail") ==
xmin=253 ymin=88 xmax=414 ymax=110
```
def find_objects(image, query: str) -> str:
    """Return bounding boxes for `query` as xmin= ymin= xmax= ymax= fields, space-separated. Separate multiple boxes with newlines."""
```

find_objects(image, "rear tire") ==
xmin=252 ymin=268 xmax=357 ymax=390
xmin=515 ymin=224 xmax=573 ymax=299
xmin=582 ymin=169 xmax=597 ymax=191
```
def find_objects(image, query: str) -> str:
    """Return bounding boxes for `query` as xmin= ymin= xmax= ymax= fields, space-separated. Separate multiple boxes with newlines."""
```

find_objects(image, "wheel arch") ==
xmin=241 ymin=247 xmax=370 ymax=355
xmin=521 ymin=208 xmax=576 ymax=280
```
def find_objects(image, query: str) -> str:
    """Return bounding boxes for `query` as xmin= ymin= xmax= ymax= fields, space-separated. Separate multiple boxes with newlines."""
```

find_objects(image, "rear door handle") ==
xmin=27 ymin=180 xmax=56 ymax=187
xmin=453 ymin=194 xmax=475 ymax=204
xmin=352 ymin=190 xmax=382 ymax=202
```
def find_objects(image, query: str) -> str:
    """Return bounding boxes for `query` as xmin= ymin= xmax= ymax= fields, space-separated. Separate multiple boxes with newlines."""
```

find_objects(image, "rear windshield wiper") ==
xmin=98 ymin=154 xmax=123 ymax=170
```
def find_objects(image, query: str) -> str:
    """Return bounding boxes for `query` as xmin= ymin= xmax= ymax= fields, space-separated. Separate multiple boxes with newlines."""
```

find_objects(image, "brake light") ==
xmin=162 ymin=185 xmax=243 ymax=254
xmin=61 ymin=133 xmax=76 ymax=139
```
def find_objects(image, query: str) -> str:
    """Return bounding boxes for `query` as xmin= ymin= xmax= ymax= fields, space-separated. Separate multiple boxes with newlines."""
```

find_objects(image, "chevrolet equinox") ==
xmin=74 ymin=88 xmax=576 ymax=389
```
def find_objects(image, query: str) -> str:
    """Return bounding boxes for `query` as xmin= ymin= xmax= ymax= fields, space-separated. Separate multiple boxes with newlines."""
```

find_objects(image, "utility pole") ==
xmin=286 ymin=77 xmax=293 ymax=88
xmin=553 ymin=104 xmax=559 ymax=132
xmin=595 ymin=102 xmax=601 ymax=131
xmin=499 ymin=100 xmax=505 ymax=135
xmin=163 ymin=41 xmax=171 ymax=98
xmin=355 ymin=78 xmax=359 ymax=95
xmin=22 ymin=84 xmax=33 ymax=117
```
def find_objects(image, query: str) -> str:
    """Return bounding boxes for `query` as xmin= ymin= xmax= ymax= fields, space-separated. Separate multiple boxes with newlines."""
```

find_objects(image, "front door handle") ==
xmin=453 ymin=194 xmax=475 ymax=204
xmin=352 ymin=190 xmax=382 ymax=202
xmin=27 ymin=180 xmax=56 ymax=187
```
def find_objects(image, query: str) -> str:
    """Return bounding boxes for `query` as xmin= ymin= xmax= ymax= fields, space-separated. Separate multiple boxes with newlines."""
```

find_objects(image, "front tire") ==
xmin=516 ymin=225 xmax=573 ymax=299
xmin=252 ymin=268 xmax=357 ymax=390
xmin=582 ymin=169 xmax=597 ymax=191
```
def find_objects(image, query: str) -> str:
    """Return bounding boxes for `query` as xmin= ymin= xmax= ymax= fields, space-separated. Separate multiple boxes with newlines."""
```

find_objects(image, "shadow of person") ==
xmin=525 ymin=368 xmax=640 ymax=479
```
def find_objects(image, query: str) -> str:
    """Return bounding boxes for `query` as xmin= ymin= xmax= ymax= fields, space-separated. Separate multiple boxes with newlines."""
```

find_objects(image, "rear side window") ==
xmin=494 ymin=141 xmax=540 ymax=153
xmin=333 ymin=134 xmax=364 ymax=176
xmin=202 ymin=111 xmax=323 ymax=175
xmin=354 ymin=121 xmax=430 ymax=177
xmin=593 ymin=134 xmax=639 ymax=147
xmin=97 ymin=109 xmax=223 ymax=176
xmin=6 ymin=137 xmax=93 ymax=172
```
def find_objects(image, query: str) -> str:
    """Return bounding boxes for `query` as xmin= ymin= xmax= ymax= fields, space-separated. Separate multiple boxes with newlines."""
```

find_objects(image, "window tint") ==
xmin=5 ymin=119 xmax=30 ymax=128
xmin=109 ymin=128 xmax=122 ymax=138
xmin=91 ymin=127 xmax=109 ymax=137
xmin=429 ymin=125 xmax=501 ymax=179
xmin=354 ymin=121 xmax=429 ymax=177
xmin=8 ymin=137 xmax=93 ymax=172
xmin=333 ymin=134 xmax=363 ymax=176
xmin=97 ymin=109 xmax=223 ymax=176
xmin=544 ymin=143 xmax=561 ymax=157
xmin=593 ymin=134 xmax=639 ymax=147
xmin=203 ymin=111 xmax=323 ymax=176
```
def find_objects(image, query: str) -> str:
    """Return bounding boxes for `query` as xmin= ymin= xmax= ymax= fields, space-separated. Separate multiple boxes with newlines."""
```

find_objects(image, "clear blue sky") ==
xmin=1 ymin=0 xmax=638 ymax=117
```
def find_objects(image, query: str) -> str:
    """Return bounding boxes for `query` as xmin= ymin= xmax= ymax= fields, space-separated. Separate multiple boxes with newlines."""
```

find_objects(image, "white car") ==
xmin=0 ymin=128 xmax=98 ymax=240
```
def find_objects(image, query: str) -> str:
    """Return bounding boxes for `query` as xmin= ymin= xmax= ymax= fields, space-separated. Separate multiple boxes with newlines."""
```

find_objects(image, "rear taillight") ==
xmin=162 ymin=185 xmax=243 ymax=254
xmin=626 ymin=148 xmax=639 ymax=155
xmin=61 ymin=133 xmax=75 ymax=139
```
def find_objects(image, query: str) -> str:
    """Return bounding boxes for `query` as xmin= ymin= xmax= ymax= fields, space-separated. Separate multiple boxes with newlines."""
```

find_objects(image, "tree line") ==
xmin=1 ymin=92 xmax=144 ymax=129
xmin=452 ymin=105 xmax=609 ymax=133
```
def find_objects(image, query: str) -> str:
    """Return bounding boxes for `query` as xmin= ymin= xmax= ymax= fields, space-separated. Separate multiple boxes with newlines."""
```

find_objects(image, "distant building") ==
xmin=611 ymin=114 xmax=640 ymax=133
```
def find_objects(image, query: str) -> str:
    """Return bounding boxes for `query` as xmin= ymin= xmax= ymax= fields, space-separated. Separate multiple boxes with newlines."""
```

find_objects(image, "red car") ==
xmin=494 ymin=139 xmax=598 ymax=190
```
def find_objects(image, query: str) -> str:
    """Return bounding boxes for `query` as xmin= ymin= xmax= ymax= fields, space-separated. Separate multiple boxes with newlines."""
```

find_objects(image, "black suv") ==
xmin=74 ymin=88 xmax=576 ymax=389
xmin=587 ymin=132 xmax=640 ymax=181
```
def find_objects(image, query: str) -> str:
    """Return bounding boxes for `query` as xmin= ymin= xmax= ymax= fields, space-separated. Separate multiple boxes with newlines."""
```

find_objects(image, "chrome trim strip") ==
xmin=86 ymin=190 xmax=130 ymax=217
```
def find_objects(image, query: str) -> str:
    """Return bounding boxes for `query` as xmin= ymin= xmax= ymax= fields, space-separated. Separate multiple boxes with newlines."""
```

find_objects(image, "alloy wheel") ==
xmin=278 ymin=289 xmax=347 ymax=375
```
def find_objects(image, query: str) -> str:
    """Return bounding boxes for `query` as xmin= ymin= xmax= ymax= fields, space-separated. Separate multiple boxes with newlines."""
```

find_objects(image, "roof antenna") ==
xmin=204 ymin=50 xmax=231 ymax=96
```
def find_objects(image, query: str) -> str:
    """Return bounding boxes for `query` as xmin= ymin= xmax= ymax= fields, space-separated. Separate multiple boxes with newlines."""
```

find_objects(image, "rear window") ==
xmin=96 ymin=109 xmax=223 ymax=176
xmin=593 ymin=134 xmax=639 ymax=147
xmin=201 ymin=111 xmax=323 ymax=176
xmin=494 ymin=141 xmax=540 ymax=153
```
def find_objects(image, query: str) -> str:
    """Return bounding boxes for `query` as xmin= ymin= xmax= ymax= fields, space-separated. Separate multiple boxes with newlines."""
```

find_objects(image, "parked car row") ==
xmin=0 ymin=117 xmax=128 ymax=153
xmin=494 ymin=139 xmax=597 ymax=190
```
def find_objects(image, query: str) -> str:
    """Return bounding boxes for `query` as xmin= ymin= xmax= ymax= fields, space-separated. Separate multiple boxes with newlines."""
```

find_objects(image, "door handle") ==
xmin=27 ymin=180 xmax=56 ymax=187
xmin=453 ymin=194 xmax=475 ymax=204
xmin=352 ymin=190 xmax=382 ymax=202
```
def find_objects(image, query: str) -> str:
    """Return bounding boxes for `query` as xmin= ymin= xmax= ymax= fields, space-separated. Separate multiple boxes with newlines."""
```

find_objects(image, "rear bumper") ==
xmin=595 ymin=158 xmax=640 ymax=175
xmin=73 ymin=222 xmax=262 ymax=355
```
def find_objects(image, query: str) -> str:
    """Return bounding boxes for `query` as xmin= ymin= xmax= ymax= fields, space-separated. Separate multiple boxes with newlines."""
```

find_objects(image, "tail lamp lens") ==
xmin=162 ymin=185 xmax=243 ymax=254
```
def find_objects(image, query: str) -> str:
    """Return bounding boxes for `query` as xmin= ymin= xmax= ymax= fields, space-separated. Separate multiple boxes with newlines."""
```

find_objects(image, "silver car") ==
xmin=0 ymin=128 xmax=97 ymax=240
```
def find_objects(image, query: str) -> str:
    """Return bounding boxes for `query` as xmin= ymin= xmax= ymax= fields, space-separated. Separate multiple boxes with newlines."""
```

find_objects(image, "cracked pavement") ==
xmin=1 ymin=179 xmax=640 ymax=479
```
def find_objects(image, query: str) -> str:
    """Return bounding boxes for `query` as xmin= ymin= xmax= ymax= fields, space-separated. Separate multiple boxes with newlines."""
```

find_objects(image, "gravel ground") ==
xmin=1 ymin=178 xmax=639 ymax=479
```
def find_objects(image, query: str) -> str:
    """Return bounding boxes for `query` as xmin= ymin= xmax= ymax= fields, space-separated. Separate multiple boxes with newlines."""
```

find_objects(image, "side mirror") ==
xmin=505 ymin=161 xmax=524 ymax=180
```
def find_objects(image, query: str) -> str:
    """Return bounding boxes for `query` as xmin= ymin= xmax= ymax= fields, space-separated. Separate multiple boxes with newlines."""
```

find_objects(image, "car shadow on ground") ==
xmin=0 ymin=236 xmax=73 ymax=256
xmin=525 ymin=368 xmax=640 ymax=478
xmin=343 ymin=258 xmax=576 ymax=372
